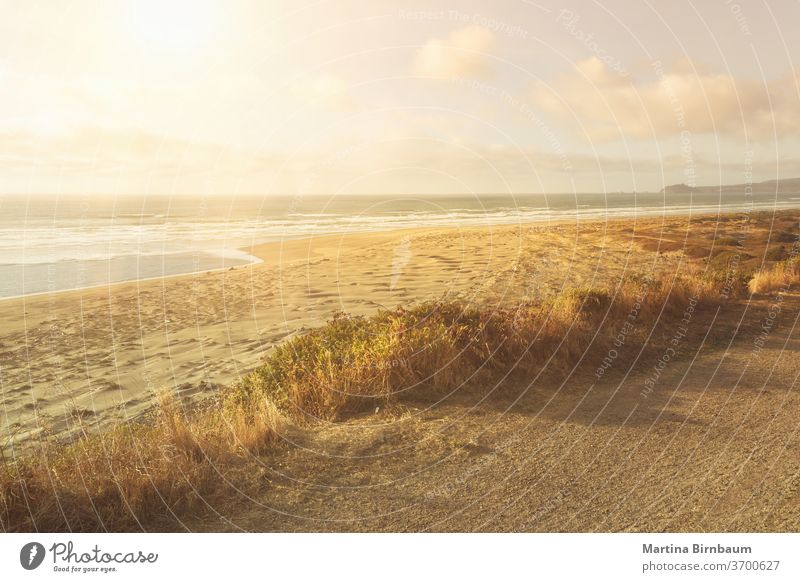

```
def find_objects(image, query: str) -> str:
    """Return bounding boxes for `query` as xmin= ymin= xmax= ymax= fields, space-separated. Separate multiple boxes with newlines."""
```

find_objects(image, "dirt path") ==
xmin=186 ymin=294 xmax=800 ymax=532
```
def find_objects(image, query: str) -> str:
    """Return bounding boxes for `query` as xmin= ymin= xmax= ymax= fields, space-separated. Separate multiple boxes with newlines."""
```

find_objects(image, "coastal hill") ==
xmin=661 ymin=176 xmax=800 ymax=195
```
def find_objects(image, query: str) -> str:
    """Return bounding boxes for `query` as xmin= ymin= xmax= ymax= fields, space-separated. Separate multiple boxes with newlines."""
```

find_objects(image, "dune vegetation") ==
xmin=0 ymin=267 xmax=762 ymax=532
xmin=748 ymin=254 xmax=800 ymax=294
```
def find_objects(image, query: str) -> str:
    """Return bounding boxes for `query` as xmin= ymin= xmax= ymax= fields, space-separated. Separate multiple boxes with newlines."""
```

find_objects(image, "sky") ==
xmin=1 ymin=0 xmax=800 ymax=196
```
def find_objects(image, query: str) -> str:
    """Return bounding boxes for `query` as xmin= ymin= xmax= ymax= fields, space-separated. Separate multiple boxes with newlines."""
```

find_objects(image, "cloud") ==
xmin=289 ymin=73 xmax=354 ymax=110
xmin=277 ymin=134 xmax=717 ymax=194
xmin=413 ymin=25 xmax=494 ymax=79
xmin=0 ymin=125 xmax=263 ymax=192
xmin=533 ymin=57 xmax=800 ymax=142
xmin=5 ymin=115 xmax=800 ymax=196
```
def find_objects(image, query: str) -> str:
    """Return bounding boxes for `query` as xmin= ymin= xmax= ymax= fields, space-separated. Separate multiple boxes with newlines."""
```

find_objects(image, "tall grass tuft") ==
xmin=748 ymin=255 xmax=800 ymax=294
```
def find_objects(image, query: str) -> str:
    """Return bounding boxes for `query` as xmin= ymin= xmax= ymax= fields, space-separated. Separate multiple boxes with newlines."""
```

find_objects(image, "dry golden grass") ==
xmin=748 ymin=255 xmax=800 ymax=294
xmin=226 ymin=269 xmax=728 ymax=422
xmin=0 ymin=390 xmax=280 ymax=531
xmin=0 ymin=268 xmax=735 ymax=532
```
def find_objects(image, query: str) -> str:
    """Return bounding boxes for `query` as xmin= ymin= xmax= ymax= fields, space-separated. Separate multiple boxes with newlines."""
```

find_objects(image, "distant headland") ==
xmin=661 ymin=177 xmax=800 ymax=195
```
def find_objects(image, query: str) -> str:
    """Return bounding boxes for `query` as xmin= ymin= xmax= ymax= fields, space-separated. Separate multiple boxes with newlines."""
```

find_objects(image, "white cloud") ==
xmin=5 ymin=120 xmax=800 ymax=195
xmin=413 ymin=25 xmax=495 ymax=79
xmin=534 ymin=57 xmax=800 ymax=142
xmin=289 ymin=73 xmax=354 ymax=110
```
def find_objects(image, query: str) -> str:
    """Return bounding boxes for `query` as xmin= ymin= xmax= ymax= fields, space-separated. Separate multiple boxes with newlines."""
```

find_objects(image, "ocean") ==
xmin=2 ymin=191 xmax=799 ymax=298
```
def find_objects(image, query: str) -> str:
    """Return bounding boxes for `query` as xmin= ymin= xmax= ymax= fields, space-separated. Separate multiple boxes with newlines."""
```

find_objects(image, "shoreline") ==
xmin=3 ymin=200 xmax=797 ymax=303
xmin=0 ymin=252 xmax=264 ymax=303
xmin=0 ymin=203 xmax=788 ymax=305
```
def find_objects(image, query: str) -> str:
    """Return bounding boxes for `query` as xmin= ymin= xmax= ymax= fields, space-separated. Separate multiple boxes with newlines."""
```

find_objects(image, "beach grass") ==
xmin=748 ymin=254 xmax=800 ymax=294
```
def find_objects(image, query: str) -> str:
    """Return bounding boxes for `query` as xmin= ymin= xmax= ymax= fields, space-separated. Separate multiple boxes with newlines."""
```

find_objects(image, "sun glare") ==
xmin=125 ymin=0 xmax=219 ymax=56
